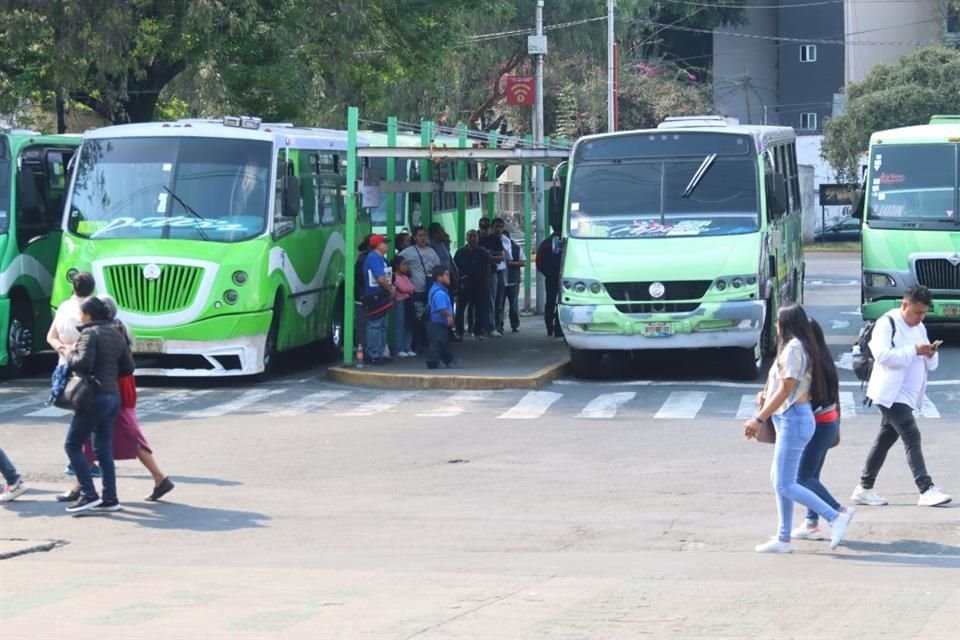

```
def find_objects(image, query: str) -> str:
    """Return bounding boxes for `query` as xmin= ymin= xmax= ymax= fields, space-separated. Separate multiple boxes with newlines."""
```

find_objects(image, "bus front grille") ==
xmin=915 ymin=259 xmax=960 ymax=291
xmin=604 ymin=280 xmax=712 ymax=302
xmin=615 ymin=302 xmax=700 ymax=314
xmin=104 ymin=263 xmax=203 ymax=314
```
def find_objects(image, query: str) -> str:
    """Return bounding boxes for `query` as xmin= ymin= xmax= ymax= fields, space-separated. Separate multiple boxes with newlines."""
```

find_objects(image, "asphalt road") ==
xmin=1 ymin=251 xmax=957 ymax=639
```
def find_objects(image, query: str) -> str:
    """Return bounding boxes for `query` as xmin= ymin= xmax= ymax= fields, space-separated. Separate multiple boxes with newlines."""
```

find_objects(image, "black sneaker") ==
xmin=90 ymin=499 xmax=122 ymax=513
xmin=65 ymin=494 xmax=102 ymax=513
xmin=56 ymin=489 xmax=81 ymax=503
xmin=145 ymin=477 xmax=175 ymax=502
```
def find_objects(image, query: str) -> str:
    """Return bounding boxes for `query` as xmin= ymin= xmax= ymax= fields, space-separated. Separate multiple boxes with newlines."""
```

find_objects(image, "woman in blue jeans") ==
xmin=745 ymin=305 xmax=855 ymax=553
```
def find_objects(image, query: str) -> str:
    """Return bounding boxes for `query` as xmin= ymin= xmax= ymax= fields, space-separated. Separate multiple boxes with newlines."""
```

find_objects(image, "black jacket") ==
xmin=68 ymin=321 xmax=135 ymax=395
xmin=454 ymin=245 xmax=492 ymax=287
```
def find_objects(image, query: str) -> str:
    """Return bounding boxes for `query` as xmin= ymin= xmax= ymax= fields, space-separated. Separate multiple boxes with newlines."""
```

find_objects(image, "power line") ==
xmin=470 ymin=15 xmax=607 ymax=43
xmin=658 ymin=0 xmax=933 ymax=9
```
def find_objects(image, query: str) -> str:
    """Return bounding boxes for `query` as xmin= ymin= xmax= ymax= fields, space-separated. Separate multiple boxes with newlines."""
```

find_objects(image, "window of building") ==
xmin=800 ymin=44 xmax=817 ymax=63
xmin=800 ymin=112 xmax=818 ymax=131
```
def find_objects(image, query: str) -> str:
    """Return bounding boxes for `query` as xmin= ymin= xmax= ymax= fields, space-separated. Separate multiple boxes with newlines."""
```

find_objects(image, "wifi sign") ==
xmin=506 ymin=76 xmax=536 ymax=107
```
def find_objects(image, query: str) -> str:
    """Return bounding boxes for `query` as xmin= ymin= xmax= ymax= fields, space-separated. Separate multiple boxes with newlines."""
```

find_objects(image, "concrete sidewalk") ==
xmin=328 ymin=314 xmax=568 ymax=389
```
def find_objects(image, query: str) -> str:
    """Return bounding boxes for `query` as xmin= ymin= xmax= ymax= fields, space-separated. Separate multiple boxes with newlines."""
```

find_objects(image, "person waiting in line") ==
xmin=0 ymin=447 xmax=28 ymax=502
xmin=353 ymin=233 xmax=374 ymax=355
xmin=398 ymin=226 xmax=441 ymax=352
xmin=395 ymin=230 xmax=412 ymax=252
xmin=363 ymin=234 xmax=395 ymax=365
xmin=429 ymin=224 xmax=461 ymax=342
xmin=502 ymin=230 xmax=526 ymax=333
xmin=391 ymin=256 xmax=416 ymax=358
xmin=478 ymin=218 xmax=506 ymax=337
xmin=454 ymin=229 xmax=491 ymax=340
xmin=744 ymin=305 xmax=855 ymax=553
xmin=536 ymin=226 xmax=563 ymax=338
xmin=426 ymin=265 xmax=457 ymax=370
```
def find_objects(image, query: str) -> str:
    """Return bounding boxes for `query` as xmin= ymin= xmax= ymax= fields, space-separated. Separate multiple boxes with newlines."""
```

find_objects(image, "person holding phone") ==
xmin=852 ymin=285 xmax=951 ymax=508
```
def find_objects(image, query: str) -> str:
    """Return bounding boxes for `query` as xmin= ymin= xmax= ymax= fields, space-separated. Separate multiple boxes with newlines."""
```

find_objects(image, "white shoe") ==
xmin=918 ymin=486 xmax=952 ymax=507
xmin=398 ymin=352 xmax=412 ymax=358
xmin=851 ymin=485 xmax=888 ymax=506
xmin=755 ymin=538 xmax=792 ymax=554
xmin=0 ymin=481 xmax=27 ymax=502
xmin=791 ymin=524 xmax=827 ymax=541
xmin=489 ymin=330 xmax=503 ymax=338
xmin=830 ymin=508 xmax=855 ymax=549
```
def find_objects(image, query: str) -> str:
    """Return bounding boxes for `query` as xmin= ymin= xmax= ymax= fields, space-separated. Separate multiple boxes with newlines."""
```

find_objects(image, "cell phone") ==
xmin=932 ymin=339 xmax=943 ymax=350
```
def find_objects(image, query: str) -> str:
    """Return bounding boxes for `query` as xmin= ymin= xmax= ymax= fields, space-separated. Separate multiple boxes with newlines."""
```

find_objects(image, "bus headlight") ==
xmin=866 ymin=273 xmax=895 ymax=288
xmin=224 ymin=289 xmax=239 ymax=304
xmin=590 ymin=282 xmax=603 ymax=294
xmin=715 ymin=280 xmax=727 ymax=291
xmin=731 ymin=278 xmax=744 ymax=289
xmin=574 ymin=282 xmax=587 ymax=293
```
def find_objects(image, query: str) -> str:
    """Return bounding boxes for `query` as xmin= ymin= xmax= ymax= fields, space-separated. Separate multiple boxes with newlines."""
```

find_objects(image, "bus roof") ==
xmin=575 ymin=121 xmax=795 ymax=157
xmin=869 ymin=118 xmax=960 ymax=145
xmin=81 ymin=119 xmax=367 ymax=151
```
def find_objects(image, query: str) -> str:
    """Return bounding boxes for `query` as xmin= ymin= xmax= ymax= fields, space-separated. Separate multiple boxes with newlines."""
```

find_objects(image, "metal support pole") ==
xmin=456 ymin=124 xmax=467 ymax=248
xmin=607 ymin=0 xmax=615 ymax=133
xmin=523 ymin=147 xmax=533 ymax=312
xmin=486 ymin=130 xmax=498 ymax=220
xmin=387 ymin=116 xmax=397 ymax=260
xmin=343 ymin=106 xmax=359 ymax=365
xmin=420 ymin=120 xmax=433 ymax=229
xmin=534 ymin=0 xmax=546 ymax=314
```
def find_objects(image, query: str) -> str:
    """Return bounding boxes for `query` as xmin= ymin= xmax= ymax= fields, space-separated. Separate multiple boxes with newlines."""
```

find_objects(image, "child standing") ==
xmin=426 ymin=265 xmax=456 ymax=369
xmin=392 ymin=257 xmax=416 ymax=357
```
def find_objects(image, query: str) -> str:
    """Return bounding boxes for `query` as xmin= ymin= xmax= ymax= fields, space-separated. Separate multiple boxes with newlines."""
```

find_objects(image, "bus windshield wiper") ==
xmin=162 ymin=185 xmax=210 ymax=241
xmin=682 ymin=153 xmax=717 ymax=198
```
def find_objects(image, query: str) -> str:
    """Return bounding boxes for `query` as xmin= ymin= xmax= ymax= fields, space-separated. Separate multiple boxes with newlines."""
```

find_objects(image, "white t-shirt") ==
xmin=497 ymin=235 xmax=510 ymax=272
xmin=52 ymin=296 xmax=85 ymax=365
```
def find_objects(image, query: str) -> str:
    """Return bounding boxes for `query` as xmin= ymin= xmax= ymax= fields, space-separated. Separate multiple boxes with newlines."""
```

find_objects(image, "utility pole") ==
xmin=607 ymin=0 xmax=615 ymax=132
xmin=531 ymin=0 xmax=546 ymax=313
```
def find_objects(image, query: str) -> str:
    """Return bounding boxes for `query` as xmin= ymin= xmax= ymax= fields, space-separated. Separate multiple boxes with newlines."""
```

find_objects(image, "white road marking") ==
xmin=0 ymin=396 xmax=47 ymax=414
xmin=193 ymin=389 xmax=285 ymax=418
xmin=274 ymin=391 xmax=350 ymax=416
xmin=654 ymin=391 xmax=707 ymax=420
xmin=577 ymin=392 xmax=636 ymax=419
xmin=921 ymin=395 xmax=941 ymax=419
xmin=498 ymin=391 xmax=562 ymax=420
xmin=831 ymin=320 xmax=851 ymax=330
xmin=137 ymin=389 xmax=214 ymax=417
xmin=25 ymin=406 xmax=72 ymax=418
xmin=417 ymin=391 xmax=492 ymax=417
xmin=736 ymin=395 xmax=757 ymax=419
xmin=338 ymin=392 xmax=418 ymax=417
xmin=836 ymin=352 xmax=854 ymax=371
xmin=839 ymin=391 xmax=858 ymax=417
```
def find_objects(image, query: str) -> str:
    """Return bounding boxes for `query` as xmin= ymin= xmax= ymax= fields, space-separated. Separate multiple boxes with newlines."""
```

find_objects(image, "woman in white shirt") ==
xmin=47 ymin=272 xmax=95 ymax=363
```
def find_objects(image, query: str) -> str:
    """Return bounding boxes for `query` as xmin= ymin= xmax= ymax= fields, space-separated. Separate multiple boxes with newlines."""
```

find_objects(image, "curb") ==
xmin=326 ymin=358 xmax=570 ymax=390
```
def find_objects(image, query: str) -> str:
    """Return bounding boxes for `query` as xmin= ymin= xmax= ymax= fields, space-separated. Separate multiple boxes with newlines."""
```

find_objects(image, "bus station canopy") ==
xmin=356 ymin=146 xmax=569 ymax=165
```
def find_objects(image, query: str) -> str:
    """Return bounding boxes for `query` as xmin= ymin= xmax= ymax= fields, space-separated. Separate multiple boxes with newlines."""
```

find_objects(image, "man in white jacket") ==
xmin=853 ymin=286 xmax=951 ymax=507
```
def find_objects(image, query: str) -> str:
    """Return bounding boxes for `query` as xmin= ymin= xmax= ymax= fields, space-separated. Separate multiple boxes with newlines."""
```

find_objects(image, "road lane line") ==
xmin=417 ymin=391 xmax=492 ymax=417
xmin=654 ymin=391 xmax=707 ymax=419
xmin=497 ymin=391 xmax=562 ymax=420
xmin=921 ymin=395 xmax=941 ymax=419
xmin=577 ymin=392 xmax=636 ymax=419
xmin=839 ymin=391 xmax=857 ymax=417
xmin=274 ymin=390 xmax=351 ymax=416
xmin=736 ymin=395 xmax=756 ymax=419
xmin=338 ymin=392 xmax=418 ymax=417
xmin=193 ymin=389 xmax=285 ymax=418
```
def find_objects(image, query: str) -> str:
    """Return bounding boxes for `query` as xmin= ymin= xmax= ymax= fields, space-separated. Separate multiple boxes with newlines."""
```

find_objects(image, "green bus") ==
xmin=859 ymin=115 xmax=960 ymax=322
xmin=52 ymin=117 xmax=369 ymax=377
xmin=1 ymin=129 xmax=80 ymax=377
xmin=554 ymin=116 xmax=804 ymax=378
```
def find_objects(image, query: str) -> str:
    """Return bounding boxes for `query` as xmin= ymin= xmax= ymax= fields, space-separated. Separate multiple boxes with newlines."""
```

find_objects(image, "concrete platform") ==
xmin=327 ymin=314 xmax=569 ymax=389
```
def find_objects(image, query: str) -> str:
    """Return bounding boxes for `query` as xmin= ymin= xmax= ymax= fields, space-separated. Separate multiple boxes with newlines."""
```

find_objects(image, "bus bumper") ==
xmin=560 ymin=300 xmax=764 ymax=351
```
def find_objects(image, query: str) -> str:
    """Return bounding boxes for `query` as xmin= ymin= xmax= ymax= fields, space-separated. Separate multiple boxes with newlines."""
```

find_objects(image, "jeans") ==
xmin=456 ymin=282 xmax=488 ymax=336
xmin=0 ymin=447 xmax=21 ymax=486
xmin=504 ymin=283 xmax=520 ymax=331
xmin=861 ymin=403 xmax=933 ymax=493
xmin=797 ymin=418 xmax=842 ymax=526
xmin=543 ymin=276 xmax=560 ymax=335
xmin=488 ymin=271 xmax=505 ymax=332
xmin=365 ymin=314 xmax=387 ymax=361
xmin=392 ymin=299 xmax=413 ymax=354
xmin=426 ymin=322 xmax=454 ymax=368
xmin=770 ymin=403 xmax=840 ymax=542
xmin=64 ymin=392 xmax=121 ymax=501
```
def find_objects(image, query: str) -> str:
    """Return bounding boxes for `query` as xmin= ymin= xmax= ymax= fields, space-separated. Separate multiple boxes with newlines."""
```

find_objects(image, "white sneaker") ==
xmin=918 ymin=486 xmax=952 ymax=507
xmin=489 ymin=330 xmax=503 ymax=338
xmin=398 ymin=352 xmax=412 ymax=358
xmin=755 ymin=538 xmax=792 ymax=554
xmin=0 ymin=481 xmax=27 ymax=502
xmin=851 ymin=485 xmax=888 ymax=506
xmin=830 ymin=508 xmax=855 ymax=549
xmin=791 ymin=524 xmax=827 ymax=541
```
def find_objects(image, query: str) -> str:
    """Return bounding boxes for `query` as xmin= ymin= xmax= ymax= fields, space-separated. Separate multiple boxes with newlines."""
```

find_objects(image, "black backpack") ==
xmin=852 ymin=315 xmax=895 ymax=383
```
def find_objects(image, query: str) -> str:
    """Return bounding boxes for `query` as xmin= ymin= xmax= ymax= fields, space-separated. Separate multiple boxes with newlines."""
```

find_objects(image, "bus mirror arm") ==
xmin=282 ymin=175 xmax=300 ymax=217
xmin=852 ymin=187 xmax=865 ymax=220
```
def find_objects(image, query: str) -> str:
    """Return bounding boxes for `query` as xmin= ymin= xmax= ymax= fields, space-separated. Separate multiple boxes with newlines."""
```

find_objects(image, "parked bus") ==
xmin=859 ymin=115 xmax=960 ymax=323
xmin=52 ymin=117 xmax=369 ymax=377
xmin=553 ymin=116 xmax=804 ymax=378
xmin=1 ymin=130 xmax=80 ymax=377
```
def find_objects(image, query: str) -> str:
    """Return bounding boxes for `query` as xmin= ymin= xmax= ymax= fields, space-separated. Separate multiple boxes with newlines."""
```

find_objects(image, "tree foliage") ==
xmin=822 ymin=46 xmax=960 ymax=181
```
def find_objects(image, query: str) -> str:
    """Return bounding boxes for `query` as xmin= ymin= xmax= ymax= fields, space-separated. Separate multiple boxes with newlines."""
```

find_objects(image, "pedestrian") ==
xmin=502 ymin=230 xmax=525 ymax=333
xmin=852 ymin=286 xmax=951 ymax=507
xmin=744 ymin=305 xmax=855 ymax=553
xmin=0 ymin=447 xmax=27 ymax=502
xmin=391 ymin=256 xmax=416 ymax=358
xmin=396 ymin=230 xmax=412 ymax=252
xmin=792 ymin=318 xmax=849 ymax=540
xmin=62 ymin=296 xmax=136 ymax=514
xmin=362 ymin=234 xmax=395 ymax=365
xmin=430 ymin=223 xmax=460 ymax=341
xmin=454 ymin=229 xmax=491 ymax=339
xmin=398 ymin=226 xmax=440 ymax=352
xmin=478 ymin=218 xmax=506 ymax=337
xmin=536 ymin=226 xmax=563 ymax=337
xmin=353 ymin=234 xmax=373 ymax=356
xmin=426 ymin=265 xmax=456 ymax=369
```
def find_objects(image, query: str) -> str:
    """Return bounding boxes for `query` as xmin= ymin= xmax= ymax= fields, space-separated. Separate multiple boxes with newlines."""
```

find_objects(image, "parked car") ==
xmin=815 ymin=217 xmax=862 ymax=242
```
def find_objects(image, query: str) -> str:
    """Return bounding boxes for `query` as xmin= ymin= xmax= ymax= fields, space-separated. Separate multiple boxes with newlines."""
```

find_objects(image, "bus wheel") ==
xmin=760 ymin=300 xmax=776 ymax=358
xmin=1 ymin=299 xmax=33 ymax=379
xmin=569 ymin=347 xmax=602 ymax=379
xmin=735 ymin=344 xmax=761 ymax=381
xmin=259 ymin=303 xmax=281 ymax=380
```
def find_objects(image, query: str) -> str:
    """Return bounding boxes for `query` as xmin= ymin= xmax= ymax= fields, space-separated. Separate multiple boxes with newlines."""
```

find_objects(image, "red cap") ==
xmin=368 ymin=234 xmax=389 ymax=249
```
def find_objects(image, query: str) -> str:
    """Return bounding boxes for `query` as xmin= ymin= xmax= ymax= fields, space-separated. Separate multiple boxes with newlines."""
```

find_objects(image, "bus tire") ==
xmin=257 ymin=298 xmax=282 ymax=380
xmin=322 ymin=288 xmax=345 ymax=360
xmin=1 ymin=297 xmax=33 ymax=379
xmin=735 ymin=344 xmax=761 ymax=381
xmin=569 ymin=347 xmax=602 ymax=379
xmin=760 ymin=299 xmax=776 ymax=358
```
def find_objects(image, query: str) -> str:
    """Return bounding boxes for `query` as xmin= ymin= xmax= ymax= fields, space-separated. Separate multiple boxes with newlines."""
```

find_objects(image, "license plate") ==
xmin=943 ymin=305 xmax=960 ymax=318
xmin=135 ymin=339 xmax=164 ymax=354
xmin=643 ymin=322 xmax=673 ymax=338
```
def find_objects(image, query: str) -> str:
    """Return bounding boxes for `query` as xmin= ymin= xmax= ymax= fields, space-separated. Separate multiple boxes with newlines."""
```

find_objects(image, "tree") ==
xmin=822 ymin=46 xmax=960 ymax=181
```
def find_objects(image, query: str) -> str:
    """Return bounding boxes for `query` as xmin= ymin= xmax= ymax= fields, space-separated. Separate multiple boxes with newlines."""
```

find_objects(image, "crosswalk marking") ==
xmin=337 ymin=391 xmax=417 ymax=417
xmin=138 ymin=389 xmax=213 ymax=417
xmin=921 ymin=394 xmax=940 ymax=419
xmin=839 ymin=391 xmax=858 ymax=418
xmin=736 ymin=394 xmax=756 ymax=419
xmin=192 ymin=389 xmax=285 ymax=418
xmin=498 ymin=391 xmax=562 ymax=420
xmin=417 ymin=391 xmax=492 ymax=418
xmin=25 ymin=406 xmax=72 ymax=418
xmin=0 ymin=395 xmax=48 ymax=414
xmin=577 ymin=392 xmax=635 ymax=419
xmin=654 ymin=391 xmax=707 ymax=419
xmin=274 ymin=391 xmax=350 ymax=416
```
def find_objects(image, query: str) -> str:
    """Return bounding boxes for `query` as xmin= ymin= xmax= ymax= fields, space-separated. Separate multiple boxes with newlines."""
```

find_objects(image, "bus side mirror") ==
xmin=852 ymin=187 xmax=865 ymax=220
xmin=282 ymin=174 xmax=300 ymax=217
xmin=766 ymin=174 xmax=787 ymax=218
xmin=548 ymin=182 xmax=565 ymax=230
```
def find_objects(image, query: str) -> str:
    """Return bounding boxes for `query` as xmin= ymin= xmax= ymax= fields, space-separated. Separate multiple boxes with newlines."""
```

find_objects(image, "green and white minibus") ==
xmin=52 ymin=117 xmax=369 ymax=376
xmin=555 ymin=116 xmax=804 ymax=378
xmin=859 ymin=116 xmax=960 ymax=323
xmin=1 ymin=129 xmax=80 ymax=377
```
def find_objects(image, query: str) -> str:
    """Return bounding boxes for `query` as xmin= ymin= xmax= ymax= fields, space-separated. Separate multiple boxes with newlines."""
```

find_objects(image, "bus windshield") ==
xmin=67 ymin=137 xmax=272 ymax=242
xmin=567 ymin=157 xmax=759 ymax=238
xmin=868 ymin=143 xmax=958 ymax=224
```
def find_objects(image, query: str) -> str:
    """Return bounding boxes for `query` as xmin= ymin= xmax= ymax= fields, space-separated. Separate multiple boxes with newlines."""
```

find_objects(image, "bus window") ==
xmin=299 ymin=153 xmax=322 ymax=227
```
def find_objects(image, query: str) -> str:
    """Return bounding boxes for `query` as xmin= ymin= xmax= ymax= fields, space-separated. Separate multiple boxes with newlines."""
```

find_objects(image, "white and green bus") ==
xmin=1 ymin=129 xmax=80 ymax=377
xmin=554 ymin=116 xmax=804 ymax=378
xmin=52 ymin=117 xmax=369 ymax=376
xmin=859 ymin=115 xmax=960 ymax=323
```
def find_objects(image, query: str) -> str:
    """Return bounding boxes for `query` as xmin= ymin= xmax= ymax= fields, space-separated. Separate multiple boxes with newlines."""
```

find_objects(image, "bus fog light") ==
xmin=866 ymin=273 xmax=895 ymax=287
xmin=233 ymin=270 xmax=249 ymax=285
xmin=224 ymin=289 xmax=239 ymax=304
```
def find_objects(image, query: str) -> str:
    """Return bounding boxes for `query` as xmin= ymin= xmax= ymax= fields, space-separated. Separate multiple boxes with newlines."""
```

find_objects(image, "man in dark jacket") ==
xmin=536 ymin=226 xmax=563 ymax=337
xmin=454 ymin=229 xmax=491 ymax=339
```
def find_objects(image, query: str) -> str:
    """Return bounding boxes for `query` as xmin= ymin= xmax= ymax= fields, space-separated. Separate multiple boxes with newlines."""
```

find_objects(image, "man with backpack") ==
xmin=852 ymin=285 xmax=951 ymax=507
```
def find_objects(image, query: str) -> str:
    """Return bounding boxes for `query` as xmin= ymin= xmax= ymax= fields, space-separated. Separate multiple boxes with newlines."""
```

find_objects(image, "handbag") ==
xmin=755 ymin=418 xmax=776 ymax=444
xmin=55 ymin=372 xmax=101 ymax=412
